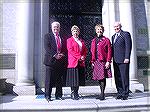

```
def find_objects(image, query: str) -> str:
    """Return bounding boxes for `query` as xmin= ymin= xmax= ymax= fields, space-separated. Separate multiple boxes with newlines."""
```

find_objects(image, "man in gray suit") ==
xmin=112 ymin=22 xmax=132 ymax=100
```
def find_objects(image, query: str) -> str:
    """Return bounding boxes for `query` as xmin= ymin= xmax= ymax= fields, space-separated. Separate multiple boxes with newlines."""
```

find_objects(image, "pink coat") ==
xmin=67 ymin=37 xmax=87 ymax=68
xmin=90 ymin=36 xmax=112 ymax=63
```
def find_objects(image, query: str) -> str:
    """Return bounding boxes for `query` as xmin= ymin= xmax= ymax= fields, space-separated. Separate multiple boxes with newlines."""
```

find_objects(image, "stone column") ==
xmin=119 ymin=0 xmax=144 ymax=92
xmin=34 ymin=1 xmax=49 ymax=94
xmin=119 ymin=0 xmax=136 ymax=80
xmin=102 ymin=0 xmax=117 ymax=93
xmin=102 ymin=0 xmax=115 ymax=38
xmin=14 ymin=1 xmax=35 ymax=95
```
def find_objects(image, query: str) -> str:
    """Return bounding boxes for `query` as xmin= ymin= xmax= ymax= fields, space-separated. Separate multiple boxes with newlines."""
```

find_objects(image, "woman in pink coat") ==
xmin=66 ymin=25 xmax=87 ymax=100
xmin=90 ymin=24 xmax=112 ymax=100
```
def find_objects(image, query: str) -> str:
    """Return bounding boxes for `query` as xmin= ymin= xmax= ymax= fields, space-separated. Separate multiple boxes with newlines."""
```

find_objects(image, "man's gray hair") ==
xmin=114 ymin=21 xmax=122 ymax=28
xmin=51 ymin=21 xmax=60 ymax=28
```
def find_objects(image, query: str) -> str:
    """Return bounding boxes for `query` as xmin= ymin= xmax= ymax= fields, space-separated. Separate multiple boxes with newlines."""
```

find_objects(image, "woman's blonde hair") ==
xmin=95 ymin=24 xmax=104 ymax=32
xmin=71 ymin=25 xmax=80 ymax=32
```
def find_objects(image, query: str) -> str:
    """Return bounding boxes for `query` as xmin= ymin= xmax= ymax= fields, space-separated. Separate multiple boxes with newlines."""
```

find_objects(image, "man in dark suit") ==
xmin=112 ymin=22 xmax=132 ymax=100
xmin=43 ymin=21 xmax=67 ymax=101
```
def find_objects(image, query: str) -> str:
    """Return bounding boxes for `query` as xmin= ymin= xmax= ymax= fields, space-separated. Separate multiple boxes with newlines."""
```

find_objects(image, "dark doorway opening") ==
xmin=49 ymin=0 xmax=102 ymax=85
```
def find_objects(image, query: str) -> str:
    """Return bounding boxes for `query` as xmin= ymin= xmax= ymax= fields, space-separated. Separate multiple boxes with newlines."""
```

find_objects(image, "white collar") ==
xmin=73 ymin=36 xmax=79 ymax=41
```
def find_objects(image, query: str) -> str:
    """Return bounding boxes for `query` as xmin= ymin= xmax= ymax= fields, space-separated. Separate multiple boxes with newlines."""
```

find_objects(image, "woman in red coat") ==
xmin=66 ymin=25 xmax=87 ymax=100
xmin=90 ymin=24 xmax=112 ymax=100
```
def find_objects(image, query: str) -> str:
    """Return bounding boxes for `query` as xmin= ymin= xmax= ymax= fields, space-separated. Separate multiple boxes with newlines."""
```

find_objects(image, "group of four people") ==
xmin=43 ymin=21 xmax=132 ymax=102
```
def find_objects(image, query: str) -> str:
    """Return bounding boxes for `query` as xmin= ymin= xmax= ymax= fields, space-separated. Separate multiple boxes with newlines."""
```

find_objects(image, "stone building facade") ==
xmin=0 ymin=0 xmax=149 ymax=95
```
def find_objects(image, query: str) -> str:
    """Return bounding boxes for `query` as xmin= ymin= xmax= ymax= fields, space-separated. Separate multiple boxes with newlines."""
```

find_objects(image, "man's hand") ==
xmin=105 ymin=62 xmax=110 ymax=69
xmin=124 ymin=59 xmax=129 ymax=63
xmin=54 ymin=53 xmax=64 ymax=60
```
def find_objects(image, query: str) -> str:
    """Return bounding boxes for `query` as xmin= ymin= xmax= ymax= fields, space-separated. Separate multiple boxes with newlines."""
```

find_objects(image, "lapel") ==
xmin=114 ymin=35 xmax=119 ymax=44
xmin=91 ymin=38 xmax=96 ymax=59
xmin=71 ymin=37 xmax=84 ymax=52
xmin=114 ymin=30 xmax=123 ymax=44
xmin=50 ymin=33 xmax=57 ymax=50
xmin=72 ymin=37 xmax=80 ymax=49
xmin=79 ymin=38 xmax=85 ymax=53
xmin=112 ymin=35 xmax=115 ymax=44
xmin=52 ymin=33 xmax=63 ymax=46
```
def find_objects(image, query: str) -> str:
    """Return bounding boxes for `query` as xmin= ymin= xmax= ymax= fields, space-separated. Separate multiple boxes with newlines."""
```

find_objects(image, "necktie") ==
xmin=55 ymin=34 xmax=61 ymax=52
xmin=114 ymin=33 xmax=118 ymax=43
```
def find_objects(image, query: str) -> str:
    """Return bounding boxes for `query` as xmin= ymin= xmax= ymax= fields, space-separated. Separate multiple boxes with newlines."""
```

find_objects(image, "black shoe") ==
xmin=96 ymin=95 xmax=105 ymax=101
xmin=100 ymin=96 xmax=105 ymax=100
xmin=71 ymin=93 xmax=80 ymax=100
xmin=121 ymin=96 xmax=128 ymax=100
xmin=74 ymin=95 xmax=80 ymax=100
xmin=55 ymin=97 xmax=65 ymax=100
xmin=72 ymin=96 xmax=80 ymax=100
xmin=115 ymin=95 xmax=122 ymax=100
xmin=45 ymin=97 xmax=53 ymax=102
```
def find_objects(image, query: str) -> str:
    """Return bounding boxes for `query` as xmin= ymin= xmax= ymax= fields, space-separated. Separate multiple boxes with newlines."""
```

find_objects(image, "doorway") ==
xmin=49 ymin=0 xmax=102 ymax=85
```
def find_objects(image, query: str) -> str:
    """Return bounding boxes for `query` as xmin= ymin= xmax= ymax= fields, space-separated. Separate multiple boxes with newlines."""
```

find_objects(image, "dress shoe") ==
xmin=121 ymin=96 xmax=128 ymax=100
xmin=55 ymin=97 xmax=65 ymax=100
xmin=115 ymin=95 xmax=122 ymax=100
xmin=96 ymin=95 xmax=105 ymax=101
xmin=71 ymin=93 xmax=80 ymax=100
xmin=45 ymin=97 xmax=53 ymax=102
xmin=74 ymin=95 xmax=80 ymax=100
xmin=72 ymin=96 xmax=80 ymax=100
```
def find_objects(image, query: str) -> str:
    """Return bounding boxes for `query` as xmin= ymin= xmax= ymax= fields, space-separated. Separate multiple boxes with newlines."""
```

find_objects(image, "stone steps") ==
xmin=0 ymin=92 xmax=150 ymax=112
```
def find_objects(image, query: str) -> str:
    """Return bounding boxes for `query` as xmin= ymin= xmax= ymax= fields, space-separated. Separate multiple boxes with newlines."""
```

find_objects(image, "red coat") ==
xmin=90 ymin=36 xmax=112 ymax=63
xmin=67 ymin=37 xmax=87 ymax=68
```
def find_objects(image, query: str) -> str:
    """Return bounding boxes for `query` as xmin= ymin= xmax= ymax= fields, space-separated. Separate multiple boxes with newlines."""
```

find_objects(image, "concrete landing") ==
xmin=0 ymin=92 xmax=150 ymax=112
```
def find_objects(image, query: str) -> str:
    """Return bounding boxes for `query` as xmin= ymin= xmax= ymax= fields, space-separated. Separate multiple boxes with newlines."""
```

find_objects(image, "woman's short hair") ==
xmin=95 ymin=24 xmax=104 ymax=32
xmin=71 ymin=25 xmax=80 ymax=32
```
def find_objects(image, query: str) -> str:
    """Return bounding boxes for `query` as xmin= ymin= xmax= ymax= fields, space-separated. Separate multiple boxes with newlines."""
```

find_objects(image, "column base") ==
xmin=0 ymin=78 xmax=7 ymax=95
xmin=130 ymin=80 xmax=144 ymax=93
xmin=13 ymin=82 xmax=36 ymax=95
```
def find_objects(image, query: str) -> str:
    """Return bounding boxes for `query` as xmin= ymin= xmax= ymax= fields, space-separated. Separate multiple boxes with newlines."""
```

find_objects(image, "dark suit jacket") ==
xmin=43 ymin=32 xmax=67 ymax=67
xmin=112 ymin=30 xmax=132 ymax=63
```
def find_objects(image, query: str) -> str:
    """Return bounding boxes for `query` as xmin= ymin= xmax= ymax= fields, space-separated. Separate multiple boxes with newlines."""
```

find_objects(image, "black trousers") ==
xmin=113 ymin=62 xmax=129 ymax=97
xmin=45 ymin=64 xmax=64 ymax=98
